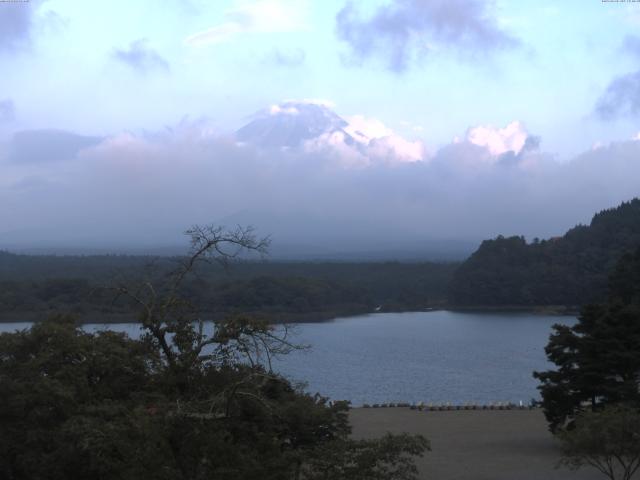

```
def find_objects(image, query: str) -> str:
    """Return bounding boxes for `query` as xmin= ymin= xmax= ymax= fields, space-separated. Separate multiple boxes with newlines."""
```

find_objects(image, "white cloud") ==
xmin=269 ymin=104 xmax=300 ymax=115
xmin=185 ymin=0 xmax=309 ymax=46
xmin=302 ymin=114 xmax=426 ymax=166
xmin=345 ymin=115 xmax=394 ymax=142
xmin=466 ymin=121 xmax=529 ymax=156
xmin=345 ymin=114 xmax=425 ymax=162
xmin=237 ymin=101 xmax=426 ymax=166
xmin=368 ymin=134 xmax=426 ymax=163
xmin=303 ymin=130 xmax=370 ymax=168
xmin=186 ymin=22 xmax=242 ymax=46
xmin=4 ymin=120 xmax=640 ymax=250
xmin=284 ymin=98 xmax=336 ymax=108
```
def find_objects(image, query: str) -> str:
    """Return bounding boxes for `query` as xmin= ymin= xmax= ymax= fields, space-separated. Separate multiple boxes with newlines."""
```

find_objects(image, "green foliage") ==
xmin=0 ymin=316 xmax=157 ymax=480
xmin=301 ymin=433 xmax=430 ymax=480
xmin=0 ymin=226 xmax=429 ymax=479
xmin=558 ymin=406 xmax=640 ymax=480
xmin=0 ymin=317 xmax=428 ymax=479
xmin=451 ymin=198 xmax=640 ymax=306
xmin=534 ymin=246 xmax=640 ymax=432
xmin=0 ymin=252 xmax=456 ymax=322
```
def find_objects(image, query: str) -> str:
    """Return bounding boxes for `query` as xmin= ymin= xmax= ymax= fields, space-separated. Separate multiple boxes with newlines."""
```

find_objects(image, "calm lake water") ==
xmin=0 ymin=311 xmax=572 ymax=406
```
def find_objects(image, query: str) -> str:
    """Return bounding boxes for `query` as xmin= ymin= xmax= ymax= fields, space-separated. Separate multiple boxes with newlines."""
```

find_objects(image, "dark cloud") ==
xmin=0 ymin=99 xmax=15 ymax=122
xmin=335 ymin=0 xmax=518 ymax=72
xmin=0 ymin=1 xmax=39 ymax=51
xmin=496 ymin=134 xmax=541 ymax=166
xmin=596 ymin=71 xmax=640 ymax=120
xmin=595 ymin=35 xmax=640 ymax=120
xmin=267 ymin=48 xmax=306 ymax=67
xmin=5 ymin=129 xmax=102 ymax=163
xmin=113 ymin=39 xmax=170 ymax=73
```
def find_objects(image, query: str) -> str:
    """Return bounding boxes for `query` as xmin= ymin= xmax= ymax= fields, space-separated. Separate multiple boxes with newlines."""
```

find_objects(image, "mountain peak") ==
xmin=235 ymin=100 xmax=356 ymax=148
xmin=234 ymin=100 xmax=426 ymax=164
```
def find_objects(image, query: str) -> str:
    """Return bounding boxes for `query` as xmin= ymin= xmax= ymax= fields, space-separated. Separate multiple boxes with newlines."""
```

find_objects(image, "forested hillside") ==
xmin=6 ymin=197 xmax=639 ymax=318
xmin=0 ymin=253 xmax=456 ymax=322
xmin=450 ymin=198 xmax=640 ymax=306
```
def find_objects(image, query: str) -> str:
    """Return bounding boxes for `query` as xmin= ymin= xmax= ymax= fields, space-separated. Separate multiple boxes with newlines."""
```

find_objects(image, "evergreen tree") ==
xmin=451 ymin=198 xmax=640 ymax=306
xmin=534 ymin=246 xmax=640 ymax=432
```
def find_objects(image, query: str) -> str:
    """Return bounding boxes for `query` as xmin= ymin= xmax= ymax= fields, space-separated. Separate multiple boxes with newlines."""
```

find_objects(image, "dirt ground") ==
xmin=349 ymin=408 xmax=604 ymax=480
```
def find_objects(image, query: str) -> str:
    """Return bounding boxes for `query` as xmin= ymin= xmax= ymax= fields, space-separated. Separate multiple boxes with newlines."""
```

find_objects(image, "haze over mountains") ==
xmin=236 ymin=101 xmax=354 ymax=149
xmin=235 ymin=100 xmax=425 ymax=165
xmin=3 ymin=0 xmax=640 ymax=261
xmin=452 ymin=198 xmax=640 ymax=306
xmin=2 ymin=99 xmax=640 ymax=259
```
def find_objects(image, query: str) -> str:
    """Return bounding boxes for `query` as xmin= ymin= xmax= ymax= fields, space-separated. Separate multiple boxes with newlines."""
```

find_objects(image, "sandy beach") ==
xmin=349 ymin=408 xmax=603 ymax=480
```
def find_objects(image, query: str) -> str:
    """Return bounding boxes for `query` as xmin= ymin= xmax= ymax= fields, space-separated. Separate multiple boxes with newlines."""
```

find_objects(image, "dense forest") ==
xmin=450 ymin=198 xmax=640 ymax=307
xmin=0 ymin=227 xmax=428 ymax=479
xmin=3 ymin=198 xmax=640 ymax=320
xmin=0 ymin=252 xmax=456 ymax=322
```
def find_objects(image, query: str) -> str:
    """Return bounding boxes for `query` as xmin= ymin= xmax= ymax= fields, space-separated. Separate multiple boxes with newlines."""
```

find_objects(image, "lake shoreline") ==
xmin=0 ymin=311 xmax=571 ymax=406
xmin=0 ymin=305 xmax=578 ymax=324
xmin=446 ymin=305 xmax=580 ymax=316
xmin=0 ymin=309 xmax=369 ymax=325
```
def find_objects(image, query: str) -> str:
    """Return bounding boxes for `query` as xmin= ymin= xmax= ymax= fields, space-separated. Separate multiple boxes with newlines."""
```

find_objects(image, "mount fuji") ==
xmin=234 ymin=100 xmax=425 ymax=162
xmin=235 ymin=101 xmax=362 ymax=148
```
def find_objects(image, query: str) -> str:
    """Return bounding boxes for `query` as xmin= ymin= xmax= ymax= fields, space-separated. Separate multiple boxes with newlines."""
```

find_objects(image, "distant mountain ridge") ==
xmin=450 ymin=198 xmax=640 ymax=306
xmin=235 ymin=101 xmax=363 ymax=149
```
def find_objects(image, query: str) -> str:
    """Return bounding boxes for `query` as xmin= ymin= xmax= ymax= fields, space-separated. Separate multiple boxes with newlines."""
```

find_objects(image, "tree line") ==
xmin=4 ymin=198 xmax=640 ymax=319
xmin=535 ymin=245 xmax=640 ymax=480
xmin=450 ymin=198 xmax=640 ymax=306
xmin=0 ymin=252 xmax=456 ymax=322
xmin=0 ymin=226 xmax=429 ymax=480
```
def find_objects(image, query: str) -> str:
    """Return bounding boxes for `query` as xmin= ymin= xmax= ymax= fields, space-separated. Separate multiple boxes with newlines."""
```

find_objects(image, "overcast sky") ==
xmin=2 ymin=0 xmax=640 ymax=255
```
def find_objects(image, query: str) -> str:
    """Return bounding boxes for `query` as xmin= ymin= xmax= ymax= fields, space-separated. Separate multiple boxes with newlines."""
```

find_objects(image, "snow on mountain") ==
xmin=235 ymin=100 xmax=356 ymax=148
xmin=235 ymin=100 xmax=426 ymax=164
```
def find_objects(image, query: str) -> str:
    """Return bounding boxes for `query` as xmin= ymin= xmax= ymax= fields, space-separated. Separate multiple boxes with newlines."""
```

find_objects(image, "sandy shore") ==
xmin=349 ymin=408 xmax=603 ymax=480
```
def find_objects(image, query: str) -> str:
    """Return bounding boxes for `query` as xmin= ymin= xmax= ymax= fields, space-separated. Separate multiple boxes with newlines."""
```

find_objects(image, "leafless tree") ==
xmin=109 ymin=225 xmax=301 ymax=374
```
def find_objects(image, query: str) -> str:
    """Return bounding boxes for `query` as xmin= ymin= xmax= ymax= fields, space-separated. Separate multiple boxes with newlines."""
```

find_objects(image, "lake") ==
xmin=0 ymin=311 xmax=571 ymax=406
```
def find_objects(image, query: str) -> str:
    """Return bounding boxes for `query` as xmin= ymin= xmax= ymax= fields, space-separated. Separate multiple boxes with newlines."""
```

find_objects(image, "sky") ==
xmin=2 ymin=0 xmax=640 ymax=256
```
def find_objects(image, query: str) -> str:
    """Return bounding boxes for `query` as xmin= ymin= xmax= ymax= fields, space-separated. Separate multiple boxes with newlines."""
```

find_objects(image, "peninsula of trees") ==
xmin=0 ymin=252 xmax=455 ymax=322
xmin=450 ymin=198 xmax=640 ymax=307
